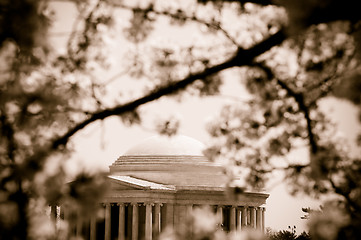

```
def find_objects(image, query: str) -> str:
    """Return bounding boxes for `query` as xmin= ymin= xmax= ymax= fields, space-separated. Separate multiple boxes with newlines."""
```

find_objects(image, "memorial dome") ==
xmin=109 ymin=134 xmax=224 ymax=186
xmin=123 ymin=134 xmax=205 ymax=156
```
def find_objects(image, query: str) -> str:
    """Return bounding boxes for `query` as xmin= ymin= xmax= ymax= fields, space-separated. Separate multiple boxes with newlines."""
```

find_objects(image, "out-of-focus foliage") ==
xmin=159 ymin=206 xmax=311 ymax=240
xmin=160 ymin=206 xmax=267 ymax=240
xmin=159 ymin=206 xmax=226 ymax=240
xmin=155 ymin=113 xmax=181 ymax=136
xmin=1 ymin=0 xmax=361 ymax=239
xmin=0 ymin=0 xmax=113 ymax=238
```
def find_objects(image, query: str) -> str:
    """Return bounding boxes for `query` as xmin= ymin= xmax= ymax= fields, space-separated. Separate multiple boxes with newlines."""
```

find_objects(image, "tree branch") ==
xmin=51 ymin=28 xmax=286 ymax=150
xmin=329 ymin=178 xmax=361 ymax=213
xmin=254 ymin=63 xmax=318 ymax=154
xmin=277 ymin=80 xmax=318 ymax=154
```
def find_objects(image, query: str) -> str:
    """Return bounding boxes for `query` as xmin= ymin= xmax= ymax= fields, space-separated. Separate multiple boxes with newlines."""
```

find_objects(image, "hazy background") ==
xmin=47 ymin=1 xmax=361 ymax=234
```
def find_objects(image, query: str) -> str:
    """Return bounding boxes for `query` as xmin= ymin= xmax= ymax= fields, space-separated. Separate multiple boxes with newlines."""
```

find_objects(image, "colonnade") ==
xmin=215 ymin=205 xmax=266 ymax=232
xmin=57 ymin=202 xmax=266 ymax=240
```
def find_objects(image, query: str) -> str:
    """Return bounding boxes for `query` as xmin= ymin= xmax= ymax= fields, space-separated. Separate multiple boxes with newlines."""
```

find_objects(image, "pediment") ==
xmin=107 ymin=175 xmax=175 ymax=191
xmin=109 ymin=181 xmax=139 ymax=190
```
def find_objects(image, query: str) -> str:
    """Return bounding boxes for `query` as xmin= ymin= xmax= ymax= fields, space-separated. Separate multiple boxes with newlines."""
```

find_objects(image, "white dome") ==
xmin=123 ymin=135 xmax=205 ymax=156
xmin=110 ymin=134 xmax=226 ymax=187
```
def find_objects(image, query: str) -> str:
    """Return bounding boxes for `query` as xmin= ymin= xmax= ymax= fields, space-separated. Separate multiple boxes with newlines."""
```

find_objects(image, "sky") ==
xmin=48 ymin=1 xmax=361 ymax=234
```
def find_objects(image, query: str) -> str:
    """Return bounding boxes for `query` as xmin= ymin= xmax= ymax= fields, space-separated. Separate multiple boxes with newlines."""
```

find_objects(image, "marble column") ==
xmin=230 ymin=206 xmax=236 ymax=231
xmin=248 ymin=207 xmax=256 ymax=228
xmin=217 ymin=206 xmax=223 ymax=229
xmin=50 ymin=205 xmax=57 ymax=222
xmin=241 ymin=206 xmax=247 ymax=228
xmin=236 ymin=207 xmax=241 ymax=230
xmin=256 ymin=207 xmax=261 ymax=230
xmin=186 ymin=204 xmax=193 ymax=234
xmin=154 ymin=203 xmax=162 ymax=238
xmin=249 ymin=207 xmax=256 ymax=228
xmin=50 ymin=205 xmax=58 ymax=233
xmin=90 ymin=215 xmax=96 ymax=240
xmin=118 ymin=203 xmax=125 ymax=240
xmin=145 ymin=203 xmax=153 ymax=240
xmin=247 ymin=207 xmax=251 ymax=226
xmin=105 ymin=203 xmax=111 ymax=240
xmin=132 ymin=203 xmax=139 ymax=240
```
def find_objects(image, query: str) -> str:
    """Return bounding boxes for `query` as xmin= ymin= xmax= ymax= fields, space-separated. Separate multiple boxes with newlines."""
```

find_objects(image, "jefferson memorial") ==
xmin=62 ymin=135 xmax=269 ymax=240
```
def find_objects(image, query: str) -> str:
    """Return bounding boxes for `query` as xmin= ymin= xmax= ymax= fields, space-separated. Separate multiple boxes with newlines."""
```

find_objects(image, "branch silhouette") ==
xmin=51 ymin=29 xmax=286 ymax=150
xmin=253 ymin=62 xmax=319 ymax=154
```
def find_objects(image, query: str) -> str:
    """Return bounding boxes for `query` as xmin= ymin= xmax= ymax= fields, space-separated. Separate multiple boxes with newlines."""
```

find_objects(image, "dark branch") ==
xmin=254 ymin=63 xmax=318 ymax=154
xmin=329 ymin=178 xmax=361 ymax=213
xmin=277 ymin=80 xmax=318 ymax=154
xmin=51 ymin=28 xmax=286 ymax=150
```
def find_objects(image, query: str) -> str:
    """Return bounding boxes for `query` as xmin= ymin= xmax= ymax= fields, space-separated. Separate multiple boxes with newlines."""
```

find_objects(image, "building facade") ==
xmin=60 ymin=135 xmax=269 ymax=240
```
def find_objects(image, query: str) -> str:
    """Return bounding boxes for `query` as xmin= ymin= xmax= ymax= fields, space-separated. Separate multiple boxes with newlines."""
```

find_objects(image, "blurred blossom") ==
xmin=159 ymin=206 xmax=228 ymax=240
xmin=191 ymin=206 xmax=218 ymax=236
xmin=0 ymin=202 xmax=18 ymax=229
xmin=233 ymin=228 xmax=267 ymax=240
xmin=308 ymin=202 xmax=350 ymax=240
xmin=28 ymin=198 xmax=56 ymax=240
xmin=159 ymin=206 xmax=267 ymax=240
xmin=155 ymin=113 xmax=181 ymax=136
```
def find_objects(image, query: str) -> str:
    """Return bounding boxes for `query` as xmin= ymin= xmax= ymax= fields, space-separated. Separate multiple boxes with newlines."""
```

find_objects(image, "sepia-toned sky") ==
xmin=48 ymin=1 xmax=361 ymax=233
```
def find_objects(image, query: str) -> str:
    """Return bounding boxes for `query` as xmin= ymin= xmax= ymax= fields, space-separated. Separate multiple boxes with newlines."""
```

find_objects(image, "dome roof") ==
xmin=123 ymin=135 xmax=205 ymax=156
xmin=110 ymin=134 xmax=226 ymax=187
